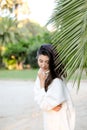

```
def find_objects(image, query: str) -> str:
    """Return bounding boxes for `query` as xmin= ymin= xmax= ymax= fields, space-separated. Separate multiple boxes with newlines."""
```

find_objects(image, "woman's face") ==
xmin=37 ymin=54 xmax=50 ymax=72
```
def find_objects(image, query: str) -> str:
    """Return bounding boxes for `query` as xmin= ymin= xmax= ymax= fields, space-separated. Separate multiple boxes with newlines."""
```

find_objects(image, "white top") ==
xmin=34 ymin=77 xmax=75 ymax=130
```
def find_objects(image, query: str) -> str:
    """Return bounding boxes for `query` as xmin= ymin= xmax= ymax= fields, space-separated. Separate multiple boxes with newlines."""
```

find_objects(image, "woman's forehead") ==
xmin=38 ymin=54 xmax=49 ymax=60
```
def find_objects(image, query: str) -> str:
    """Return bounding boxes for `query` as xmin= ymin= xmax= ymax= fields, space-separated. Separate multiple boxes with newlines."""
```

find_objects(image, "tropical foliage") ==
xmin=0 ymin=17 xmax=23 ymax=45
xmin=0 ymin=0 xmax=23 ymax=17
xmin=49 ymin=0 xmax=87 ymax=88
xmin=3 ymin=42 xmax=28 ymax=69
xmin=3 ymin=30 xmax=51 ymax=69
xmin=0 ymin=0 xmax=23 ymax=9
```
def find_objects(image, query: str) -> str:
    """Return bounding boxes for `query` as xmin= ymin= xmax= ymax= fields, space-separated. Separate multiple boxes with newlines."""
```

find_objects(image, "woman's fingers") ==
xmin=38 ymin=69 xmax=47 ymax=80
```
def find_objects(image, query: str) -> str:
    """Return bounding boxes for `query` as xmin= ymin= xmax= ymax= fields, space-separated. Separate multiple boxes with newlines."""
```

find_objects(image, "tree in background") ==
xmin=0 ymin=17 xmax=22 ymax=68
xmin=0 ymin=0 xmax=51 ymax=69
xmin=3 ymin=42 xmax=28 ymax=70
xmin=0 ymin=17 xmax=23 ymax=45
xmin=0 ymin=0 xmax=23 ymax=18
xmin=0 ymin=0 xmax=30 ymax=19
xmin=2 ymin=29 xmax=51 ymax=69
xmin=49 ymin=0 xmax=87 ymax=89
xmin=0 ymin=0 xmax=31 ymax=46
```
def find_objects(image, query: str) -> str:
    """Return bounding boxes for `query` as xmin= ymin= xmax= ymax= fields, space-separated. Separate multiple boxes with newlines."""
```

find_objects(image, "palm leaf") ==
xmin=49 ymin=0 xmax=87 ymax=89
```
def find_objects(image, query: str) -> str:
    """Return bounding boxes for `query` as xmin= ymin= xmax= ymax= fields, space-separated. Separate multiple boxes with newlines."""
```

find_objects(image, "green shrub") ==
xmin=3 ymin=58 xmax=17 ymax=69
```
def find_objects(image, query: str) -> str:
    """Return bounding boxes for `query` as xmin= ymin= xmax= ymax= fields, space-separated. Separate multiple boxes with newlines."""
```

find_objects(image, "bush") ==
xmin=3 ymin=58 xmax=17 ymax=70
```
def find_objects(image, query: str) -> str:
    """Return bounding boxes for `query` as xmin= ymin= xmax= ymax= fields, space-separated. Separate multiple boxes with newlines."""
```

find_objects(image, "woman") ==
xmin=34 ymin=44 xmax=75 ymax=130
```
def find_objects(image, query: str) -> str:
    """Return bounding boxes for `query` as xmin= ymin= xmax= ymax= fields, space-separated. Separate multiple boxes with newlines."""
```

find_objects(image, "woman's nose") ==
xmin=42 ymin=63 xmax=46 ymax=67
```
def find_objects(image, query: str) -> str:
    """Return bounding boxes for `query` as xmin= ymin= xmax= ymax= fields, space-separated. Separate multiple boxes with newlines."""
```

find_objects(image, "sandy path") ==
xmin=0 ymin=80 xmax=87 ymax=130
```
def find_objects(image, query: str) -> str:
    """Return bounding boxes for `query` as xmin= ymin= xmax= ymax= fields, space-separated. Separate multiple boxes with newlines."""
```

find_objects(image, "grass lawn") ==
xmin=0 ymin=69 xmax=38 ymax=81
xmin=0 ymin=69 xmax=86 ymax=81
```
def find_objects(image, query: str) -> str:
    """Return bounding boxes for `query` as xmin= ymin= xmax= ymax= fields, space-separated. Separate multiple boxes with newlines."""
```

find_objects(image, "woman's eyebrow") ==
xmin=45 ymin=60 xmax=49 ymax=62
xmin=39 ymin=59 xmax=43 ymax=61
xmin=39 ymin=58 xmax=49 ymax=61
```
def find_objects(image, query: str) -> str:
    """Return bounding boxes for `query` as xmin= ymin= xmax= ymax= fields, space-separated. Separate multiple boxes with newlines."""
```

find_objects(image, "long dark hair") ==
xmin=37 ymin=44 xmax=67 ymax=92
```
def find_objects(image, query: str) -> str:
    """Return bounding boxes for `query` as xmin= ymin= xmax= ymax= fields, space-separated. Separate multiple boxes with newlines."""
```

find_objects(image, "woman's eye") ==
xmin=39 ymin=59 xmax=49 ymax=64
xmin=39 ymin=60 xmax=43 ymax=63
xmin=45 ymin=61 xmax=49 ymax=64
xmin=46 ymin=62 xmax=49 ymax=64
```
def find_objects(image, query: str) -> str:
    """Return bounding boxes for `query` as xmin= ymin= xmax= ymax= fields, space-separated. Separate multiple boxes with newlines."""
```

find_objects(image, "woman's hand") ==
xmin=38 ymin=69 xmax=47 ymax=88
xmin=52 ymin=104 xmax=62 ymax=111
xmin=38 ymin=69 xmax=47 ymax=81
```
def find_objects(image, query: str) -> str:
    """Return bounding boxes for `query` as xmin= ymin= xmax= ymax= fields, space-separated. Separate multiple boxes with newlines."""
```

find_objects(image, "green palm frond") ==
xmin=49 ymin=0 xmax=87 ymax=89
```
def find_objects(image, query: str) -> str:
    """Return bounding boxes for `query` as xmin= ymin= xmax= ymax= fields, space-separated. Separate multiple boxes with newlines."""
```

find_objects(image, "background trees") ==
xmin=0 ymin=17 xmax=51 ymax=69
xmin=0 ymin=0 xmax=51 ymax=69
xmin=0 ymin=17 xmax=22 ymax=45
xmin=0 ymin=0 xmax=23 ymax=18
